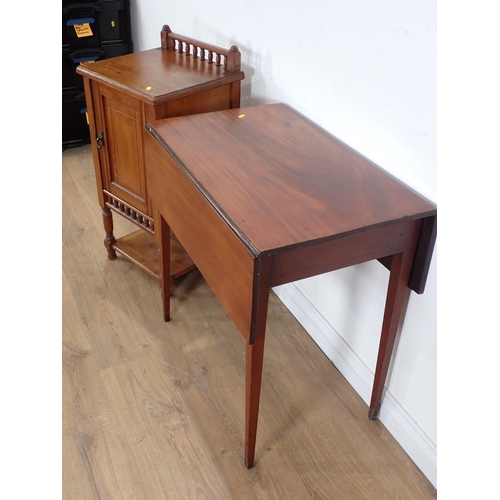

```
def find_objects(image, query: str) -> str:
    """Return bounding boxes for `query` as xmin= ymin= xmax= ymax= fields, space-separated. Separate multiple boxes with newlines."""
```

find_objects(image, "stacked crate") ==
xmin=62 ymin=0 xmax=132 ymax=148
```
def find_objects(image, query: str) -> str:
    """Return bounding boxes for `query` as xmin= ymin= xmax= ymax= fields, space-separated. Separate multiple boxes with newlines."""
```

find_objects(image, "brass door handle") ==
xmin=96 ymin=131 xmax=104 ymax=149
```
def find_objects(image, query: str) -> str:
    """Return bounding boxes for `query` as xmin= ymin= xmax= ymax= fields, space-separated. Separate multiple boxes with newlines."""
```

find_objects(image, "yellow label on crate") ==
xmin=74 ymin=23 xmax=93 ymax=38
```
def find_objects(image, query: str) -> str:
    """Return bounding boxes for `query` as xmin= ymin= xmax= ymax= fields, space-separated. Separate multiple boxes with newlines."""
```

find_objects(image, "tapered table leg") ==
xmin=369 ymin=219 xmax=422 ymax=419
xmin=159 ymin=215 xmax=171 ymax=322
xmin=245 ymin=336 xmax=266 ymax=468
xmin=244 ymin=259 xmax=272 ymax=468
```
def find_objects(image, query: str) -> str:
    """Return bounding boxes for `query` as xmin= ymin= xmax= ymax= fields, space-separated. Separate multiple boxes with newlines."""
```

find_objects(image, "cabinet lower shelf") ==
xmin=112 ymin=229 xmax=195 ymax=280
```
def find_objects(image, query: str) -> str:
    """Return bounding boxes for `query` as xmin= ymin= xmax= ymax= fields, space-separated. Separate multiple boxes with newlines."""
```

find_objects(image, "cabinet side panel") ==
xmin=83 ymin=78 xmax=106 ymax=208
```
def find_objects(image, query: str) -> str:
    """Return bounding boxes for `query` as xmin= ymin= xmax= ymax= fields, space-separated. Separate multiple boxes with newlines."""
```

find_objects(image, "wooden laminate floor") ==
xmin=62 ymin=146 xmax=437 ymax=499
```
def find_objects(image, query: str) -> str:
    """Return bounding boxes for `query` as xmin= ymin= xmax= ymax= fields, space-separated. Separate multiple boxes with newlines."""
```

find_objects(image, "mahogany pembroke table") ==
xmin=143 ymin=103 xmax=437 ymax=468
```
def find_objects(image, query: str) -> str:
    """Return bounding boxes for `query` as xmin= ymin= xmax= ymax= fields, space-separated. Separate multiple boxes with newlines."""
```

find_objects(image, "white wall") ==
xmin=130 ymin=0 xmax=437 ymax=487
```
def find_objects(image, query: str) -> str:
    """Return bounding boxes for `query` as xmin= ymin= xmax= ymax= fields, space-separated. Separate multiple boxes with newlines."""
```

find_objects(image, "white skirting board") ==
xmin=273 ymin=282 xmax=437 ymax=488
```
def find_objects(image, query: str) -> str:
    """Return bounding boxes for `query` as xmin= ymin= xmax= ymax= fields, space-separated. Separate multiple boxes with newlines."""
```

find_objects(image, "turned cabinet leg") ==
xmin=369 ymin=220 xmax=422 ymax=419
xmin=102 ymin=207 xmax=117 ymax=260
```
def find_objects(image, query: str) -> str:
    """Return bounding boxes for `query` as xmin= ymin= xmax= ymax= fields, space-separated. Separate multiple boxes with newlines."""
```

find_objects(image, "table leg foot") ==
xmin=368 ymin=407 xmax=380 ymax=420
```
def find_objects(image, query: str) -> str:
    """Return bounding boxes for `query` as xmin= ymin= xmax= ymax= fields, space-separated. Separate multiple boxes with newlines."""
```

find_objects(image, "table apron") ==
xmin=270 ymin=220 xmax=412 ymax=287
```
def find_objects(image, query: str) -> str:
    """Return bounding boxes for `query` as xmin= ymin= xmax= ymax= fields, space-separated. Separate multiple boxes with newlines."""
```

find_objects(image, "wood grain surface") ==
xmin=147 ymin=103 xmax=436 ymax=255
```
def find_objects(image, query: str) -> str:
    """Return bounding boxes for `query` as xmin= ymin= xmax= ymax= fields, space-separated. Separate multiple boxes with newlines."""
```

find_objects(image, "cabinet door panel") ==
xmin=100 ymin=85 xmax=148 ymax=213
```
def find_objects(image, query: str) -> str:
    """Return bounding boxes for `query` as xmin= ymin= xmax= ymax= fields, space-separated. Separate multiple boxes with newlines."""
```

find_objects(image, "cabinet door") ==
xmin=96 ymin=83 xmax=148 ymax=214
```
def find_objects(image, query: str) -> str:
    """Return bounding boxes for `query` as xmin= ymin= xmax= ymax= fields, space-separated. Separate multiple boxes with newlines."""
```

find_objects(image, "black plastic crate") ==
xmin=63 ymin=43 xmax=129 ymax=91
xmin=63 ymin=1 xmax=126 ymax=50
xmin=97 ymin=2 xmax=127 ymax=45
xmin=63 ymin=91 xmax=90 ymax=146
xmin=63 ymin=5 xmax=101 ymax=50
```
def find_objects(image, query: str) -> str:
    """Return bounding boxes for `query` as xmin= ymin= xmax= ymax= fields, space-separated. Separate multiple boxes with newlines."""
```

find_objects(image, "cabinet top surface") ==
xmin=76 ymin=48 xmax=244 ymax=103
xmin=147 ymin=103 xmax=436 ymax=254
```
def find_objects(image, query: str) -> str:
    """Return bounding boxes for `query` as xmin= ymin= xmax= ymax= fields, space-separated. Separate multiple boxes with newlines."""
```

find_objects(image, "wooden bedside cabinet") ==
xmin=76 ymin=25 xmax=245 ymax=280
